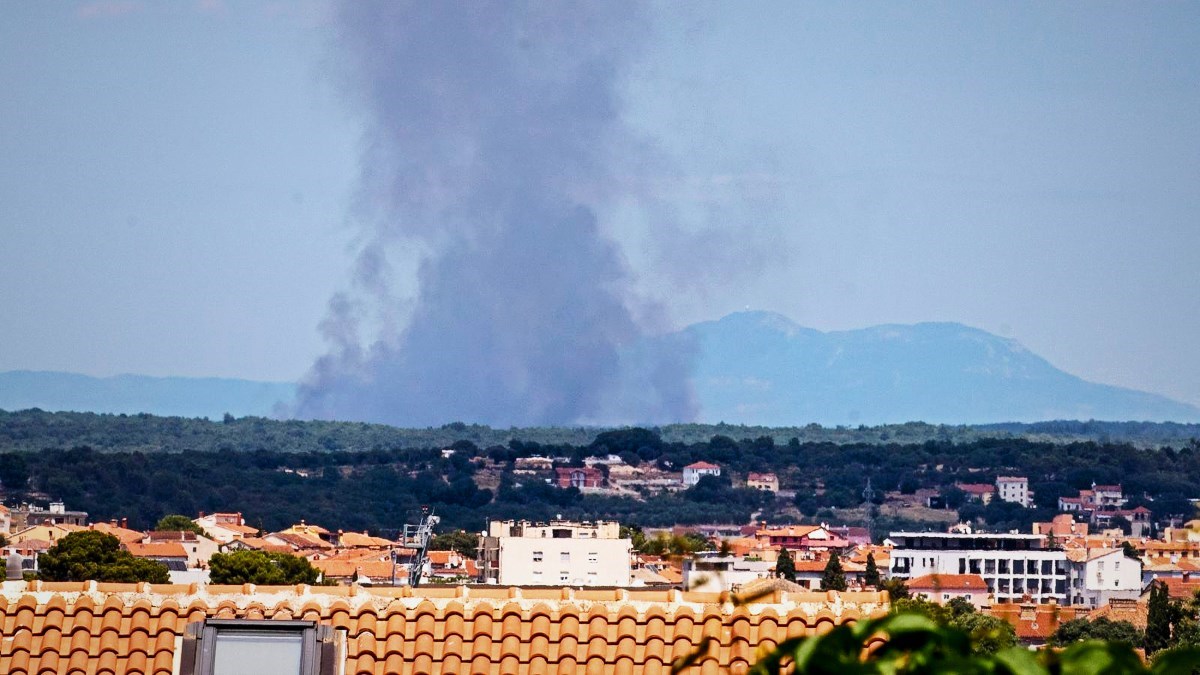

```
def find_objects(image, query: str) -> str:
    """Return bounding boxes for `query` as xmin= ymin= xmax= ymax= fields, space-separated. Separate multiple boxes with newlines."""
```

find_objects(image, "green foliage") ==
xmin=1147 ymin=580 xmax=1172 ymax=654
xmin=38 ymin=531 xmax=169 ymax=583
xmin=714 ymin=611 xmax=1200 ymax=675
xmin=1049 ymin=617 xmax=1144 ymax=648
xmin=890 ymin=596 xmax=1016 ymax=655
xmin=775 ymin=548 xmax=796 ymax=582
xmin=428 ymin=530 xmax=479 ymax=557
xmin=822 ymin=551 xmax=847 ymax=591
xmin=882 ymin=578 xmax=911 ymax=601
xmin=863 ymin=552 xmax=881 ymax=588
xmin=207 ymin=550 xmax=322 ymax=585
xmin=155 ymin=514 xmax=205 ymax=535
xmin=4 ymin=410 xmax=1200 ymax=537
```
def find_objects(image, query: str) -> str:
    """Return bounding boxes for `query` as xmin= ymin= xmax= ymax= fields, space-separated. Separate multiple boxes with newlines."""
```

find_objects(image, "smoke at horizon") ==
xmin=290 ymin=2 xmax=698 ymax=427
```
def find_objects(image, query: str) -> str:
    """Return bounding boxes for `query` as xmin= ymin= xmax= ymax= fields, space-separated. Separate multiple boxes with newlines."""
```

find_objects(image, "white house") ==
xmin=1066 ymin=548 xmax=1143 ymax=608
xmin=682 ymin=462 xmax=721 ymax=487
xmin=477 ymin=519 xmax=632 ymax=587
xmin=682 ymin=553 xmax=774 ymax=592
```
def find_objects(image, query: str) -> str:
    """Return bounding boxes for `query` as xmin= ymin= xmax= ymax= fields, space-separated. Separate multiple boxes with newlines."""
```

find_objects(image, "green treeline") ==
xmin=0 ymin=413 xmax=1196 ymax=536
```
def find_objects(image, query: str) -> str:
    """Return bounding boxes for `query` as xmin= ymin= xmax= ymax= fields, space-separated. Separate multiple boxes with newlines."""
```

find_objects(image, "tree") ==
xmin=862 ymin=552 xmax=881 ymax=588
xmin=155 ymin=514 xmax=205 ymax=535
xmin=733 ymin=612 xmax=1200 ymax=675
xmin=208 ymin=550 xmax=321 ymax=585
xmin=1122 ymin=541 xmax=1142 ymax=560
xmin=821 ymin=551 xmax=847 ymax=591
xmin=775 ymin=548 xmax=796 ymax=582
xmin=38 ymin=531 xmax=168 ymax=583
xmin=1146 ymin=580 xmax=1172 ymax=655
xmin=1049 ymin=617 xmax=1143 ymax=647
xmin=428 ymin=530 xmax=479 ymax=558
xmin=880 ymin=578 xmax=910 ymax=601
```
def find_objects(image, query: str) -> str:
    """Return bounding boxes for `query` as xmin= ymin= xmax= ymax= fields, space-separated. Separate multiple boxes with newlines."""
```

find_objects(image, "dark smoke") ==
xmin=292 ymin=2 xmax=697 ymax=427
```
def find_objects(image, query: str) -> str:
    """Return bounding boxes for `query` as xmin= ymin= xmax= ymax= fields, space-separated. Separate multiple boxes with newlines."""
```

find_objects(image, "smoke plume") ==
xmin=292 ymin=2 xmax=697 ymax=427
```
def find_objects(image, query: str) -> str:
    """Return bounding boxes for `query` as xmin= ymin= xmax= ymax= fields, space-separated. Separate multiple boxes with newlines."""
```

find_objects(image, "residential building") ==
xmin=955 ymin=483 xmax=995 ymax=504
xmin=0 ymin=581 xmax=890 ymax=674
xmin=1064 ymin=548 xmax=1142 ymax=608
xmin=143 ymin=530 xmax=219 ymax=570
xmin=192 ymin=512 xmax=258 ymax=543
xmin=12 ymin=501 xmax=88 ymax=529
xmin=477 ymin=519 xmax=632 ymax=586
xmin=554 ymin=466 xmax=605 ymax=489
xmin=888 ymin=532 xmax=1069 ymax=603
xmin=755 ymin=525 xmax=848 ymax=552
xmin=746 ymin=472 xmax=779 ymax=493
xmin=682 ymin=553 xmax=775 ymax=592
xmin=996 ymin=476 xmax=1031 ymax=508
xmin=987 ymin=601 xmax=1083 ymax=646
xmin=682 ymin=461 xmax=721 ymax=486
xmin=1032 ymin=514 xmax=1088 ymax=538
xmin=907 ymin=574 xmax=990 ymax=609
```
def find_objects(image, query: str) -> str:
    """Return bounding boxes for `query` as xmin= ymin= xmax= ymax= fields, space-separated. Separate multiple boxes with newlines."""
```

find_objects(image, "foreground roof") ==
xmin=0 ymin=580 xmax=888 ymax=675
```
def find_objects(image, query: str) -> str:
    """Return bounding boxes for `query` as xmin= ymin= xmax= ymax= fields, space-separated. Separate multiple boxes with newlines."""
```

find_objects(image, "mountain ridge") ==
xmin=2 ymin=311 xmax=1196 ymax=424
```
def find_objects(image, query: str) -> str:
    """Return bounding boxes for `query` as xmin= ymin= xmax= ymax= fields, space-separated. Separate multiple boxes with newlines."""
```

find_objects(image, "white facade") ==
xmin=996 ymin=477 xmax=1030 ymax=508
xmin=683 ymin=554 xmax=774 ymax=592
xmin=479 ymin=520 xmax=632 ymax=587
xmin=1068 ymin=549 xmax=1142 ymax=608
xmin=889 ymin=532 xmax=1069 ymax=604
xmin=682 ymin=462 xmax=721 ymax=486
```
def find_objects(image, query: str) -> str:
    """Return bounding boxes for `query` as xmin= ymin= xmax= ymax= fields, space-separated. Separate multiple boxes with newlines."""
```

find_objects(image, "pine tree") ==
xmin=863 ymin=552 xmax=881 ymax=588
xmin=822 ymin=551 xmax=847 ymax=591
xmin=775 ymin=547 xmax=796 ymax=582
xmin=1145 ymin=580 xmax=1172 ymax=654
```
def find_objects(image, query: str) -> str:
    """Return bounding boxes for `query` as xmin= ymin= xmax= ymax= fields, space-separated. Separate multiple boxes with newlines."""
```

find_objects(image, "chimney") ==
xmin=121 ymin=518 xmax=127 ymax=529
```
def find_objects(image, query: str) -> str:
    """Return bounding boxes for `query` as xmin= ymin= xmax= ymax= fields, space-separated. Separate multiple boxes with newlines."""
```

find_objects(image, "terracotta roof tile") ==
xmin=0 ymin=582 xmax=887 ymax=673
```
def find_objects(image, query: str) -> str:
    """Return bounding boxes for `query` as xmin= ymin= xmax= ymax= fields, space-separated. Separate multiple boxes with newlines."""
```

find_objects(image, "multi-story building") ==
xmin=996 ymin=476 xmax=1031 ymax=508
xmin=477 ymin=519 xmax=632 ymax=587
xmin=888 ymin=532 xmax=1069 ymax=604
xmin=1065 ymin=548 xmax=1142 ymax=608
xmin=12 ymin=502 xmax=88 ymax=529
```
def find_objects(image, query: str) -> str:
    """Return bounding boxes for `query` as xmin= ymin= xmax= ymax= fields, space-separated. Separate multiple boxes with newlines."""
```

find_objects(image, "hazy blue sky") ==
xmin=3 ymin=1 xmax=1199 ymax=409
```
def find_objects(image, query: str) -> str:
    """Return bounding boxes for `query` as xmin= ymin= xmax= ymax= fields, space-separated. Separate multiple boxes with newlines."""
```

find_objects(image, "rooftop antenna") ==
xmin=397 ymin=506 xmax=440 ymax=588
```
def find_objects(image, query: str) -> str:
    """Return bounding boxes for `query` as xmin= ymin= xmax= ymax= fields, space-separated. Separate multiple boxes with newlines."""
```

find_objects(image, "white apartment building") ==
xmin=996 ymin=476 xmax=1031 ymax=508
xmin=478 ymin=519 xmax=632 ymax=587
xmin=1066 ymin=548 xmax=1142 ymax=608
xmin=888 ymin=532 xmax=1069 ymax=603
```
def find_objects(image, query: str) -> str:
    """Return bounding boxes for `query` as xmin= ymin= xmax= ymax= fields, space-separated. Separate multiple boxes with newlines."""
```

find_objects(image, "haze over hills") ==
xmin=2 ymin=311 xmax=1197 ymax=425
xmin=684 ymin=311 xmax=1200 ymax=425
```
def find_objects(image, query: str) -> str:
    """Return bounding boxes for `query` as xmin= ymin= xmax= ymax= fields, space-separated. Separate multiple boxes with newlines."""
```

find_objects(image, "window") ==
xmin=560 ymin=551 xmax=571 ymax=563
xmin=181 ymin=620 xmax=337 ymax=675
xmin=588 ymin=552 xmax=598 ymax=564
xmin=532 ymin=551 xmax=543 ymax=563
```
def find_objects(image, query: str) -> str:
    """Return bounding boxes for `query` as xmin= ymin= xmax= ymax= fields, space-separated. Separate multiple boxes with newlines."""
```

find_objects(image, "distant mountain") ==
xmin=4 ymin=312 xmax=1197 ymax=425
xmin=0 ymin=371 xmax=295 ymax=420
xmin=682 ymin=311 xmax=1200 ymax=426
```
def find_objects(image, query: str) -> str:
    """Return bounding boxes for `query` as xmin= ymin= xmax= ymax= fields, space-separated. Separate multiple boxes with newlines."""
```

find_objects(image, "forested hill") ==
xmin=2 ymin=409 xmax=1199 ymax=454
xmin=0 ymin=424 xmax=1198 ymax=536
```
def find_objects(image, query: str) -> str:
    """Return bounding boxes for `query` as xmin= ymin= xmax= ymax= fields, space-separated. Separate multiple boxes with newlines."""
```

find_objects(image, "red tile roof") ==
xmin=124 ymin=542 xmax=188 ymax=559
xmin=907 ymin=574 xmax=988 ymax=592
xmin=0 ymin=582 xmax=889 ymax=674
xmin=685 ymin=462 xmax=720 ymax=470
